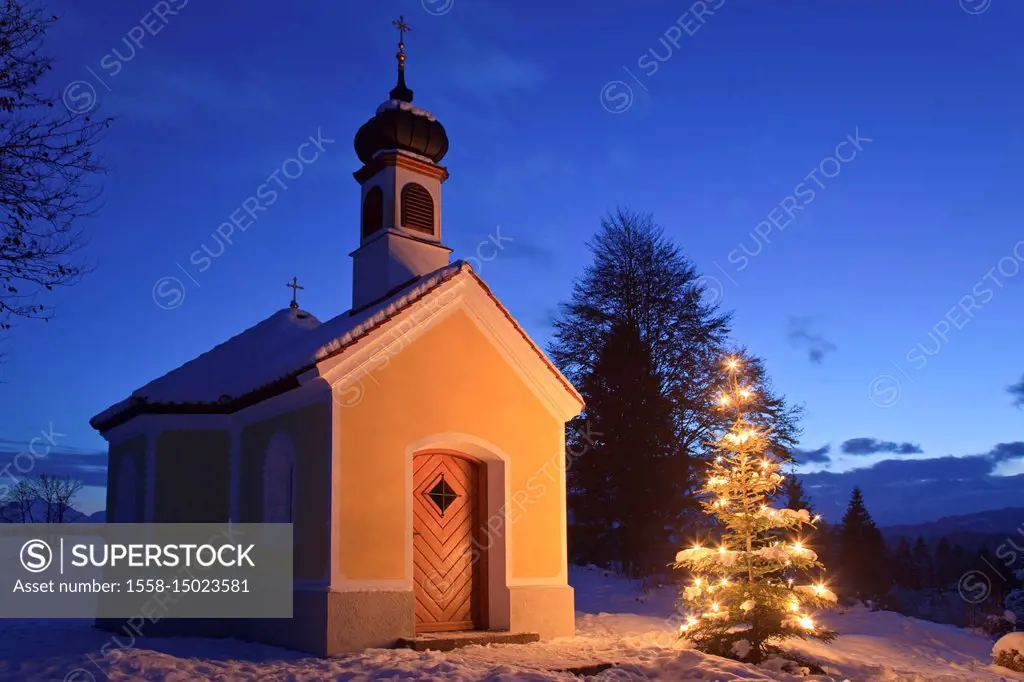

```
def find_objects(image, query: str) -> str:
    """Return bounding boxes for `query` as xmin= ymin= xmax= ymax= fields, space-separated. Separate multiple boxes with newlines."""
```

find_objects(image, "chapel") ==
xmin=90 ymin=17 xmax=583 ymax=655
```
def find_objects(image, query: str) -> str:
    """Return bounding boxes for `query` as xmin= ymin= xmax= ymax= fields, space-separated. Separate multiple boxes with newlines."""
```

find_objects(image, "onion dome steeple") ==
xmin=349 ymin=17 xmax=452 ymax=311
xmin=353 ymin=15 xmax=448 ymax=166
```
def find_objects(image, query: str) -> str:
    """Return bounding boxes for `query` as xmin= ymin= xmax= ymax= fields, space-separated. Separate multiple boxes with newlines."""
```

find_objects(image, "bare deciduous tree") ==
xmin=0 ymin=479 xmax=37 ymax=521
xmin=0 ymin=474 xmax=84 ymax=522
xmin=27 ymin=473 xmax=84 ymax=522
xmin=1 ymin=0 xmax=111 ymax=329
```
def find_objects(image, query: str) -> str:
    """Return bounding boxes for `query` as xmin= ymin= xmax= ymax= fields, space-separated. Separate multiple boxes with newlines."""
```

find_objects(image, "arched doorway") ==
xmin=412 ymin=451 xmax=487 ymax=632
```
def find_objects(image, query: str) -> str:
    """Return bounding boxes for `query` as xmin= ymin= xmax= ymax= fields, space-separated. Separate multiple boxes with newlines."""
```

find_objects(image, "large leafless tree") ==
xmin=0 ymin=474 xmax=84 ymax=522
xmin=1 ymin=0 xmax=110 ymax=329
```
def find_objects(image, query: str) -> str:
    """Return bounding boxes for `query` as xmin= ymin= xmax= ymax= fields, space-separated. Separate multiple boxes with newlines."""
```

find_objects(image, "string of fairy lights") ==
xmin=676 ymin=356 xmax=836 ymax=637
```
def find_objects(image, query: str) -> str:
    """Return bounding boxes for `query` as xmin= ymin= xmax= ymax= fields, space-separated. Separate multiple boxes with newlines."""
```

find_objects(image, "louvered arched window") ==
xmin=400 ymin=183 xmax=434 ymax=234
xmin=362 ymin=186 xmax=383 ymax=238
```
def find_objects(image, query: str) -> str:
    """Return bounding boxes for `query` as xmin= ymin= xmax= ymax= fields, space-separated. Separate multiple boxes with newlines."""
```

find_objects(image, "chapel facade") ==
xmin=91 ymin=20 xmax=583 ymax=655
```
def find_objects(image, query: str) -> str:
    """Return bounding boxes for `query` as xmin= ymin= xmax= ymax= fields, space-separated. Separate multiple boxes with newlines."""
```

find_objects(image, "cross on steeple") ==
xmin=389 ymin=16 xmax=414 ymax=102
xmin=286 ymin=276 xmax=304 ymax=309
xmin=393 ymin=15 xmax=411 ymax=47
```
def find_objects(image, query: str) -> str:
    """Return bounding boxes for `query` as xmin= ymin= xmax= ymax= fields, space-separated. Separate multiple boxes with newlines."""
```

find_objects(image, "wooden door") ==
xmin=412 ymin=452 xmax=484 ymax=632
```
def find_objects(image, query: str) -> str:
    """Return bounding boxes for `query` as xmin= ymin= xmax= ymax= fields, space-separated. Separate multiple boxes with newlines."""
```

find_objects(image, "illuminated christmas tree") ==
xmin=674 ymin=356 xmax=837 ymax=663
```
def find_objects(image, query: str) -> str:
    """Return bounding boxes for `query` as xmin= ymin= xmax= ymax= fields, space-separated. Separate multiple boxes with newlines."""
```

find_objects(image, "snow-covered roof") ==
xmin=91 ymin=261 xmax=467 ymax=430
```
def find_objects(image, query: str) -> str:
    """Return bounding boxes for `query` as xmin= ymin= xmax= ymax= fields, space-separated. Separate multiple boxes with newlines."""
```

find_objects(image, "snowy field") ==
xmin=0 ymin=566 xmax=1020 ymax=681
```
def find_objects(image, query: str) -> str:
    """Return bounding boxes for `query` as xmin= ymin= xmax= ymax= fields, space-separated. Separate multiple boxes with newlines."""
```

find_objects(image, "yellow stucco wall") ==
xmin=335 ymin=308 xmax=566 ymax=583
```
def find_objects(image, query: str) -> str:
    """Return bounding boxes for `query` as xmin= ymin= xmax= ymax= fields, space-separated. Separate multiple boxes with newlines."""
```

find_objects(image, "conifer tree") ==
xmin=783 ymin=476 xmax=814 ymax=515
xmin=674 ymin=356 xmax=835 ymax=663
xmin=716 ymin=349 xmax=803 ymax=463
xmin=838 ymin=487 xmax=890 ymax=601
xmin=893 ymin=538 xmax=915 ymax=588
xmin=950 ymin=543 xmax=973 ymax=594
xmin=934 ymin=537 xmax=955 ymax=587
xmin=553 ymin=209 xmax=731 ymax=561
xmin=971 ymin=547 xmax=1007 ymax=616
xmin=779 ymin=472 xmax=821 ymax=584
xmin=571 ymin=319 xmax=674 ymax=575
xmin=912 ymin=537 xmax=934 ymax=589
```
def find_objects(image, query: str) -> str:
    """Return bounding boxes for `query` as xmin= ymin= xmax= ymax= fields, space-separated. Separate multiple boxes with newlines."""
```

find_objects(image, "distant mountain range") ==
xmin=883 ymin=506 xmax=1024 ymax=547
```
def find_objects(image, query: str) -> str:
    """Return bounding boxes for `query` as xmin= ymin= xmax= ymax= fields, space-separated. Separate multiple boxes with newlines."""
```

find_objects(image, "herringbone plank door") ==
xmin=412 ymin=453 xmax=480 ymax=632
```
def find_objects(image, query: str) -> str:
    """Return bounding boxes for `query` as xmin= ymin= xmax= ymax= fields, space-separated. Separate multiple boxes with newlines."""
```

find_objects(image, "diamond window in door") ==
xmin=426 ymin=474 xmax=458 ymax=515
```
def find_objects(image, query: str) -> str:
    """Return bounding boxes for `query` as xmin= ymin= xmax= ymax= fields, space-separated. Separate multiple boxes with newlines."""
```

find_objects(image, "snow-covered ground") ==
xmin=0 ymin=566 xmax=1020 ymax=681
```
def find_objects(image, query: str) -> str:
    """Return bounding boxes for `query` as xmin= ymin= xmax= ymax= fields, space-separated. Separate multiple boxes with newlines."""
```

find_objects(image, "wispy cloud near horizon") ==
xmin=0 ymin=443 xmax=106 ymax=488
xmin=802 ymin=441 xmax=1024 ymax=525
xmin=841 ymin=438 xmax=923 ymax=456
xmin=792 ymin=444 xmax=831 ymax=464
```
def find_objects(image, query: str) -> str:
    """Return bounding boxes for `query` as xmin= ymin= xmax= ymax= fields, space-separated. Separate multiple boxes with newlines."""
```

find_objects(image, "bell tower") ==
xmin=350 ymin=16 xmax=451 ymax=310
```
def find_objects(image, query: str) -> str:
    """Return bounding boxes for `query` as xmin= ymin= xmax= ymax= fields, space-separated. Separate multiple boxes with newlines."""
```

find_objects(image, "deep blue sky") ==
xmin=1 ymin=0 xmax=1022 ymax=522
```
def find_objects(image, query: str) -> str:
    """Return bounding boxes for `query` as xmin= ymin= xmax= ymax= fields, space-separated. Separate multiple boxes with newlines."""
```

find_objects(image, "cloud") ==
xmin=498 ymin=241 xmax=555 ymax=265
xmin=787 ymin=316 xmax=836 ymax=365
xmin=431 ymin=24 xmax=547 ymax=105
xmin=0 ymin=445 xmax=106 ymax=489
xmin=841 ymin=438 xmax=923 ymax=456
xmin=802 ymin=441 xmax=1024 ymax=525
xmin=792 ymin=444 xmax=831 ymax=464
xmin=988 ymin=441 xmax=1024 ymax=462
xmin=0 ymin=438 xmax=97 ymax=454
xmin=1010 ymin=373 xmax=1024 ymax=408
xmin=452 ymin=227 xmax=555 ymax=271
